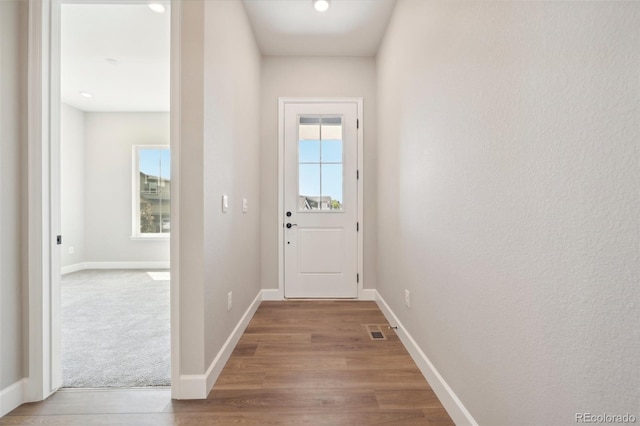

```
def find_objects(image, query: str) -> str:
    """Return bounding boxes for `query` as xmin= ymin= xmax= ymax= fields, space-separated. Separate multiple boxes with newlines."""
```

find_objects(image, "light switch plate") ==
xmin=222 ymin=194 xmax=229 ymax=212
xmin=242 ymin=198 xmax=248 ymax=213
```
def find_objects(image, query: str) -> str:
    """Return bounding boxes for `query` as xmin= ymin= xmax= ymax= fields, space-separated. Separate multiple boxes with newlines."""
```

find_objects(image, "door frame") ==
xmin=277 ymin=97 xmax=364 ymax=300
xmin=26 ymin=0 xmax=180 ymax=401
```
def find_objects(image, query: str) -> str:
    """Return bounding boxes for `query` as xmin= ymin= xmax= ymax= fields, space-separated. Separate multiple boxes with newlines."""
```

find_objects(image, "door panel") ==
xmin=283 ymin=102 xmax=359 ymax=298
xmin=298 ymin=229 xmax=344 ymax=273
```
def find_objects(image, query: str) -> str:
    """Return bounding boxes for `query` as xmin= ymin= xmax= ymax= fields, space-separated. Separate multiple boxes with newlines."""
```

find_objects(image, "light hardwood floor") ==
xmin=3 ymin=301 xmax=453 ymax=425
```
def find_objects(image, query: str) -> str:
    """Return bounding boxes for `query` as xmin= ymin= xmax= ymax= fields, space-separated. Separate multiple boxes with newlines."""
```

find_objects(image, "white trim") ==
xmin=129 ymin=236 xmax=171 ymax=241
xmin=28 ymin=0 xmax=179 ymax=403
xmin=173 ymin=374 xmax=206 ymax=400
xmin=49 ymin=0 xmax=62 ymax=391
xmin=205 ymin=291 xmax=262 ymax=392
xmin=61 ymin=261 xmax=171 ymax=275
xmin=27 ymin=0 xmax=53 ymax=402
xmin=360 ymin=288 xmax=376 ymax=301
xmin=355 ymin=99 xmax=364 ymax=299
xmin=0 ymin=379 xmax=28 ymax=417
xmin=277 ymin=99 xmax=285 ymax=301
xmin=261 ymin=288 xmax=282 ymax=301
xmin=375 ymin=292 xmax=479 ymax=426
xmin=277 ymin=97 xmax=364 ymax=299
xmin=175 ymin=290 xmax=262 ymax=399
xmin=169 ymin=0 xmax=182 ymax=400
xmin=60 ymin=263 xmax=85 ymax=275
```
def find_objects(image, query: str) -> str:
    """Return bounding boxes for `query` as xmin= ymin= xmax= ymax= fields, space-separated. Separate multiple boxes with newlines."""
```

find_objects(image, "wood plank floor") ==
xmin=3 ymin=301 xmax=453 ymax=425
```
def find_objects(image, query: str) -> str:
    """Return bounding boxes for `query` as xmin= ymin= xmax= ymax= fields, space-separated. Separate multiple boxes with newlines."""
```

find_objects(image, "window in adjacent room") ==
xmin=132 ymin=146 xmax=170 ymax=238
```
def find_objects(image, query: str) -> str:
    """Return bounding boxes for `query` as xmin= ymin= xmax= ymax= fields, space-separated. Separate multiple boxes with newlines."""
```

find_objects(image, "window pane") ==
xmin=297 ymin=115 xmax=344 ymax=212
xmin=299 ymin=123 xmax=320 ymax=140
xmin=139 ymin=148 xmax=170 ymax=234
xmin=321 ymin=120 xmax=342 ymax=140
xmin=299 ymin=164 xmax=320 ymax=210
xmin=321 ymin=139 xmax=342 ymax=163
xmin=299 ymin=140 xmax=320 ymax=163
xmin=160 ymin=149 xmax=171 ymax=180
xmin=321 ymin=164 xmax=343 ymax=210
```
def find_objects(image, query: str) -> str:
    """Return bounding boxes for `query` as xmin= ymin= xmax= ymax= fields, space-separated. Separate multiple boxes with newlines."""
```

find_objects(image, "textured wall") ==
xmin=376 ymin=1 xmax=640 ymax=424
xmin=260 ymin=56 xmax=377 ymax=291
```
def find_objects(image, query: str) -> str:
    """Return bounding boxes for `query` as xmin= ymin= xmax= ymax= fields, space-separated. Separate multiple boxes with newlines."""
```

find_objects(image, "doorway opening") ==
xmin=58 ymin=1 xmax=171 ymax=389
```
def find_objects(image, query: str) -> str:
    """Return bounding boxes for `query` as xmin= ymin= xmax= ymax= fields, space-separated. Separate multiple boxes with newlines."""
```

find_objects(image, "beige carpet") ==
xmin=61 ymin=269 xmax=170 ymax=388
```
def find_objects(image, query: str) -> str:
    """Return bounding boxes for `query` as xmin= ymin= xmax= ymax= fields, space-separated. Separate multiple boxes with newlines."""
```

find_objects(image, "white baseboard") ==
xmin=175 ymin=290 xmax=263 ymax=399
xmin=261 ymin=288 xmax=282 ymax=301
xmin=61 ymin=261 xmax=170 ymax=275
xmin=0 ymin=378 xmax=27 ymax=417
xmin=262 ymin=288 xmax=376 ymax=301
xmin=375 ymin=291 xmax=478 ymax=426
xmin=204 ymin=290 xmax=262 ymax=393
xmin=360 ymin=288 xmax=377 ymax=300
xmin=61 ymin=263 xmax=85 ymax=275
xmin=173 ymin=373 xmax=206 ymax=400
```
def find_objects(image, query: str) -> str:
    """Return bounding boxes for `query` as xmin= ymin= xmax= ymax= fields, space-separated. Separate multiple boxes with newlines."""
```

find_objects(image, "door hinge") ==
xmin=357 ymin=169 xmax=359 ymax=180
xmin=357 ymin=119 xmax=359 ymax=129
xmin=357 ymin=222 xmax=359 ymax=232
xmin=357 ymin=273 xmax=360 ymax=283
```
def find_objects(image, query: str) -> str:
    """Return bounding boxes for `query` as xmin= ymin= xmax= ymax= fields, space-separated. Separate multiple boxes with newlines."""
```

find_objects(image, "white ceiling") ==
xmin=242 ymin=0 xmax=397 ymax=56
xmin=61 ymin=3 xmax=171 ymax=112
xmin=61 ymin=0 xmax=395 ymax=112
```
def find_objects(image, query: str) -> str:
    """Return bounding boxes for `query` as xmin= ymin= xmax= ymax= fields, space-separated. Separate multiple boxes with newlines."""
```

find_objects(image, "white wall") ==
xmin=83 ymin=112 xmax=170 ymax=265
xmin=376 ymin=1 xmax=640 ymax=424
xmin=174 ymin=0 xmax=205 ymax=377
xmin=260 ymin=56 xmax=377 ymax=291
xmin=176 ymin=0 xmax=261 ymax=386
xmin=202 ymin=0 xmax=262 ymax=367
xmin=0 ymin=0 xmax=27 ymax=394
xmin=60 ymin=104 xmax=85 ymax=268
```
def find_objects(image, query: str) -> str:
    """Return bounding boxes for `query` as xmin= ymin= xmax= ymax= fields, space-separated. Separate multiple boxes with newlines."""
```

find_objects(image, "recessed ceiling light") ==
xmin=313 ymin=0 xmax=330 ymax=12
xmin=80 ymin=91 xmax=93 ymax=98
xmin=148 ymin=3 xmax=165 ymax=13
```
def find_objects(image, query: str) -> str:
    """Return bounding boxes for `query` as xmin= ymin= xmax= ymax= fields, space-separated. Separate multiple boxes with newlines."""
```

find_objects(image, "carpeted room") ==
xmin=57 ymin=3 xmax=172 ymax=390
xmin=61 ymin=270 xmax=170 ymax=388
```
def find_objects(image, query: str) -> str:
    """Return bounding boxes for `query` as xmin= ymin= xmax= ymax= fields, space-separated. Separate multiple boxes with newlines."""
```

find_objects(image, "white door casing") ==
xmin=27 ymin=0 xmax=181 ymax=402
xmin=281 ymin=99 xmax=362 ymax=298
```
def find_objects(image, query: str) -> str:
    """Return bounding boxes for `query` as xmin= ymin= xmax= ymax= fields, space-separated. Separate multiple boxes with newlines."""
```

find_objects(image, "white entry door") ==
xmin=282 ymin=100 xmax=360 ymax=298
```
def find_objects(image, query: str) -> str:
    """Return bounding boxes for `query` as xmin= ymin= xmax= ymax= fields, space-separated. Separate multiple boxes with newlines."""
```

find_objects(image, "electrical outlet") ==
xmin=227 ymin=291 xmax=232 ymax=311
xmin=404 ymin=289 xmax=410 ymax=308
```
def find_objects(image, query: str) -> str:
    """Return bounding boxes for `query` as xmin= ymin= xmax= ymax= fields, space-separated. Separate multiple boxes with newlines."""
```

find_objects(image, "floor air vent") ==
xmin=364 ymin=324 xmax=387 ymax=341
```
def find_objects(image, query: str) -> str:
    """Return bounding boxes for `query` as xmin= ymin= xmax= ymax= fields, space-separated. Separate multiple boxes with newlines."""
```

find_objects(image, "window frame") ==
xmin=131 ymin=145 xmax=171 ymax=240
xmin=296 ymin=114 xmax=345 ymax=213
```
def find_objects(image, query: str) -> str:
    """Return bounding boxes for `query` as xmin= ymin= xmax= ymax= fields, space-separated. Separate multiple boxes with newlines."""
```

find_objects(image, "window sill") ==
xmin=130 ymin=235 xmax=170 ymax=241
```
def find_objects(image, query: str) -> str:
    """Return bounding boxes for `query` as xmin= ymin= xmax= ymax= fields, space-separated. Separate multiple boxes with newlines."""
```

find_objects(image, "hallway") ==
xmin=5 ymin=301 xmax=453 ymax=425
xmin=2 ymin=1 xmax=638 ymax=423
